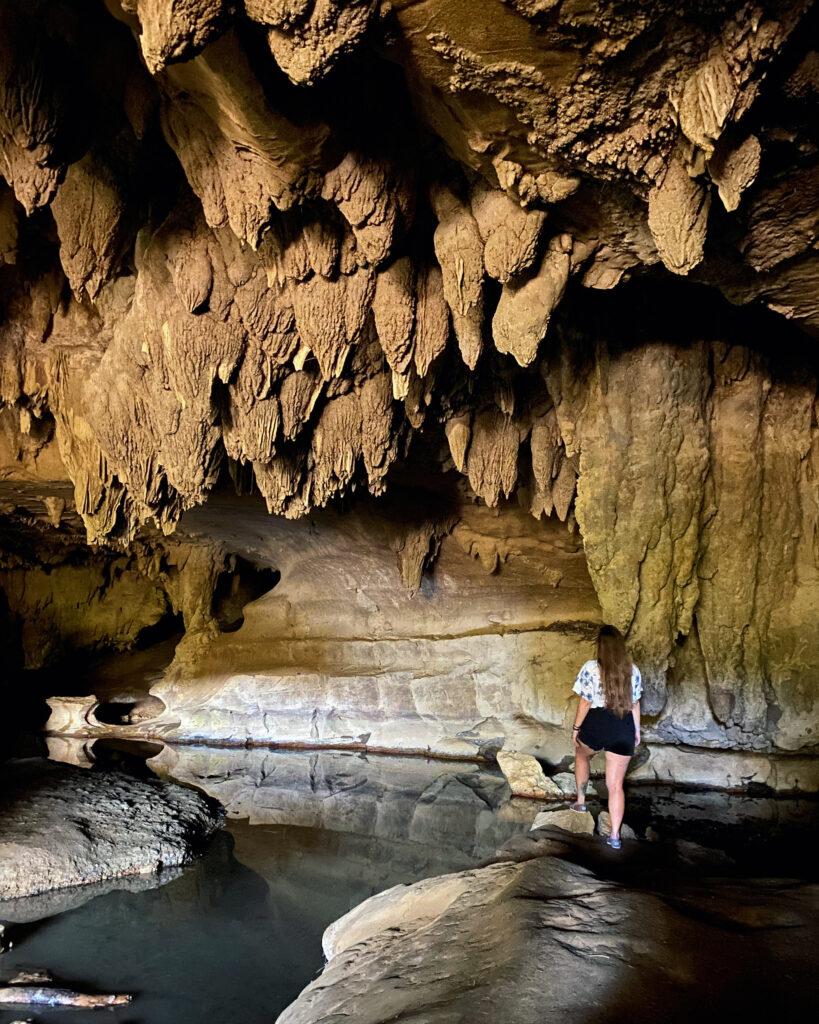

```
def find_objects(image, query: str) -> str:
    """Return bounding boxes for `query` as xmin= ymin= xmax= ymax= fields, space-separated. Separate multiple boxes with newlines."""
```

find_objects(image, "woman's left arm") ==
xmin=632 ymin=700 xmax=641 ymax=747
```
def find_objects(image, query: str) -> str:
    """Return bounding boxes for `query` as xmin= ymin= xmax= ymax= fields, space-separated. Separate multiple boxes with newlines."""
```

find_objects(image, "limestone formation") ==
xmin=0 ymin=759 xmax=223 ymax=900
xmin=496 ymin=751 xmax=563 ymax=800
xmin=22 ymin=490 xmax=819 ymax=790
xmin=0 ymin=0 xmax=816 ymax=790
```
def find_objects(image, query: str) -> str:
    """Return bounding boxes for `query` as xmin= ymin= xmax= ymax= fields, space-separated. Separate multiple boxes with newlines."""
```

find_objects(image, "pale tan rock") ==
xmin=42 ymin=495 xmax=65 ymax=528
xmin=321 ymin=153 xmax=408 ymax=267
xmin=678 ymin=55 xmax=738 ymax=156
xmin=596 ymin=811 xmax=637 ymax=841
xmin=444 ymin=414 xmax=471 ymax=473
xmin=430 ymin=185 xmax=485 ymax=369
xmin=260 ymin=0 xmax=379 ymax=86
xmin=465 ymin=409 xmax=521 ymax=507
xmin=372 ymin=256 xmax=416 ymax=377
xmin=708 ymin=134 xmax=761 ymax=212
xmin=496 ymin=751 xmax=563 ymax=800
xmin=492 ymin=236 xmax=571 ymax=366
xmin=413 ymin=265 xmax=449 ymax=377
xmin=470 ymin=184 xmax=547 ymax=283
xmin=552 ymin=772 xmax=596 ymax=798
xmin=647 ymin=157 xmax=711 ymax=275
xmin=126 ymin=0 xmax=232 ymax=73
xmin=158 ymin=31 xmax=328 ymax=246
xmin=279 ymin=844 xmax=817 ymax=1024
xmin=530 ymin=808 xmax=595 ymax=834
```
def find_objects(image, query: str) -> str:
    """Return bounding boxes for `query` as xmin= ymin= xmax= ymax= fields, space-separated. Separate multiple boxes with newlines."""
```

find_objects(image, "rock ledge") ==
xmin=0 ymin=759 xmax=223 ymax=902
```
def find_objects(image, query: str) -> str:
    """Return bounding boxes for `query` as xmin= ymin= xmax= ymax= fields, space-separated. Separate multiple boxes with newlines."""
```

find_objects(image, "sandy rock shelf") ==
xmin=0 ymin=759 xmax=223 ymax=903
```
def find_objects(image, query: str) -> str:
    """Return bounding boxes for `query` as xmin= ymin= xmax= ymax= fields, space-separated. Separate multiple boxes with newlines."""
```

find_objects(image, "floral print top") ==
xmin=572 ymin=659 xmax=642 ymax=708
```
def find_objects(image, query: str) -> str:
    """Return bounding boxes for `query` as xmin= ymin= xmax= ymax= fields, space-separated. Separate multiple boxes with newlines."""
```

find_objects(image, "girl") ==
xmin=570 ymin=625 xmax=642 ymax=849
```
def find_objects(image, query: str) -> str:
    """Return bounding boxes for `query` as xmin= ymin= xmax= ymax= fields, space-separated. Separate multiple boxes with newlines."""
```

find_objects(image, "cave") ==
xmin=0 ymin=1 xmax=817 ymax=1021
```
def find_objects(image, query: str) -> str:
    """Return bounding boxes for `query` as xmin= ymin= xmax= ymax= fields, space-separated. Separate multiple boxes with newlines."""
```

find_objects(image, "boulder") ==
xmin=552 ymin=771 xmax=597 ymax=797
xmin=0 ymin=759 xmax=223 ymax=901
xmin=531 ymin=809 xmax=595 ymax=835
xmin=596 ymin=810 xmax=637 ymax=841
xmin=496 ymin=751 xmax=563 ymax=800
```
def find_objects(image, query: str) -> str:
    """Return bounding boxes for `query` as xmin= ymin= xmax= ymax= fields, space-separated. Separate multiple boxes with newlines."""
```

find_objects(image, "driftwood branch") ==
xmin=0 ymin=972 xmax=132 ymax=1008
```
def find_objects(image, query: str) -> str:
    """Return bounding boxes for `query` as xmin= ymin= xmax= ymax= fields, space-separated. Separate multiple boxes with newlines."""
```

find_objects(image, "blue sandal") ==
xmin=606 ymin=835 xmax=622 ymax=850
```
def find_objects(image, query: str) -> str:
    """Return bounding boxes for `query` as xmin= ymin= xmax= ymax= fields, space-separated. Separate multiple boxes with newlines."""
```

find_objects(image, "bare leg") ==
xmin=573 ymin=741 xmax=595 ymax=807
xmin=604 ymin=752 xmax=631 ymax=838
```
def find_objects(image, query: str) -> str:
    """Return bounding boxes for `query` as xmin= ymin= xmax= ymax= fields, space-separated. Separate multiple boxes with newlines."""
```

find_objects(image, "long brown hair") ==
xmin=597 ymin=625 xmax=633 ymax=717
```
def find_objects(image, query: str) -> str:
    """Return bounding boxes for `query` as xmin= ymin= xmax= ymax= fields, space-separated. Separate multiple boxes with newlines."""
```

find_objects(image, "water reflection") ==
xmin=1 ymin=744 xmax=536 ymax=1024
xmin=1 ymin=833 xmax=313 ymax=1024
xmin=152 ymin=743 xmax=535 ymax=864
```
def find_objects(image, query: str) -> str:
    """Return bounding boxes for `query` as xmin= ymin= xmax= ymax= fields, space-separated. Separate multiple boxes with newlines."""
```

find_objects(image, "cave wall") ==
xmin=0 ymin=506 xmax=230 ymax=671
xmin=150 ymin=494 xmax=600 ymax=761
xmin=26 ymin=480 xmax=817 ymax=791
xmin=0 ymin=0 xmax=817 ymax=786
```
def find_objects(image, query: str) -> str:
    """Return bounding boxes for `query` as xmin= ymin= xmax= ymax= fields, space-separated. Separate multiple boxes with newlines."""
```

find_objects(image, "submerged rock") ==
xmin=0 ymin=759 xmax=223 ymax=902
xmin=278 ymin=844 xmax=819 ymax=1023
xmin=496 ymin=752 xmax=563 ymax=800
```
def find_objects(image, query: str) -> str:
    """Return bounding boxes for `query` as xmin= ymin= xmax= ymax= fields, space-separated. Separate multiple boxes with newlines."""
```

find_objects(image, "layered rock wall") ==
xmin=0 ymin=0 xmax=817 ymax=787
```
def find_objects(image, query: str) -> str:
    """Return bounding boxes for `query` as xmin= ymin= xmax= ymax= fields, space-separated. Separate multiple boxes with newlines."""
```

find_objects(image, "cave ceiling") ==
xmin=0 ymin=0 xmax=817 ymax=691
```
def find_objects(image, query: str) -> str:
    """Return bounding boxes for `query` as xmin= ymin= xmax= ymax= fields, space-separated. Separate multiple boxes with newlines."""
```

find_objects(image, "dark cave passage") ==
xmin=213 ymin=557 xmax=281 ymax=633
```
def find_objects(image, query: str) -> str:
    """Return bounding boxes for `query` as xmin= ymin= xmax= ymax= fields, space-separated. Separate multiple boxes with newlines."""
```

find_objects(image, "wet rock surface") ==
xmin=2 ymin=743 xmax=816 ymax=1023
xmin=0 ymin=759 xmax=223 ymax=901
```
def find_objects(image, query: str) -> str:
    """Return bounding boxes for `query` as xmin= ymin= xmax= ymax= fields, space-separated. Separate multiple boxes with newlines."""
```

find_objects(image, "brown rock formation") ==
xmin=0 ymin=0 xmax=817 ymax=782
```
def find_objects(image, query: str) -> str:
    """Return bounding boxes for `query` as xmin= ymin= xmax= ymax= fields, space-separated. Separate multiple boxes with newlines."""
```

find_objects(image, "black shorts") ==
xmin=578 ymin=707 xmax=635 ymax=756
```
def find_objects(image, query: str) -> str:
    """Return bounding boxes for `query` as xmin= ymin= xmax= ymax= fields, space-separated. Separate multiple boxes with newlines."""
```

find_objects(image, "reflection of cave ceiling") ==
xmin=0 ymin=1 xmax=818 ymax=689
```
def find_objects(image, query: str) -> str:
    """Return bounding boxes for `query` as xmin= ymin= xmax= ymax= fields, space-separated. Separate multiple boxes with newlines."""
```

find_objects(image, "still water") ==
xmin=0 ymin=744 xmax=535 ymax=1024
xmin=1 ymin=742 xmax=816 ymax=1024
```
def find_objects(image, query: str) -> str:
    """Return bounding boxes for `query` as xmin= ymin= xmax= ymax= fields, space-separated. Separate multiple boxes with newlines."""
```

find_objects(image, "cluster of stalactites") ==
xmin=37 ymin=163 xmax=585 ymax=545
xmin=0 ymin=0 xmax=816 ymax=550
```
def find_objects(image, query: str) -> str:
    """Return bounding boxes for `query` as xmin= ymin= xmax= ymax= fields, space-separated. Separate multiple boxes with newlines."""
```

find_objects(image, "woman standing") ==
xmin=570 ymin=625 xmax=642 ymax=849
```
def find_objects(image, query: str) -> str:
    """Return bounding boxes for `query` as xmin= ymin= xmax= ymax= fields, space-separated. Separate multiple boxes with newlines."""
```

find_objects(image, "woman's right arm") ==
xmin=572 ymin=698 xmax=591 ymax=747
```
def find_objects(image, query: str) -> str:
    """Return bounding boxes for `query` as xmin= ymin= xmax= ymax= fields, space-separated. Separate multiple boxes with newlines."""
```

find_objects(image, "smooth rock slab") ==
xmin=0 ymin=759 xmax=223 ymax=901
xmin=278 ymin=847 xmax=819 ymax=1024
xmin=531 ymin=808 xmax=595 ymax=834
xmin=496 ymin=751 xmax=563 ymax=799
